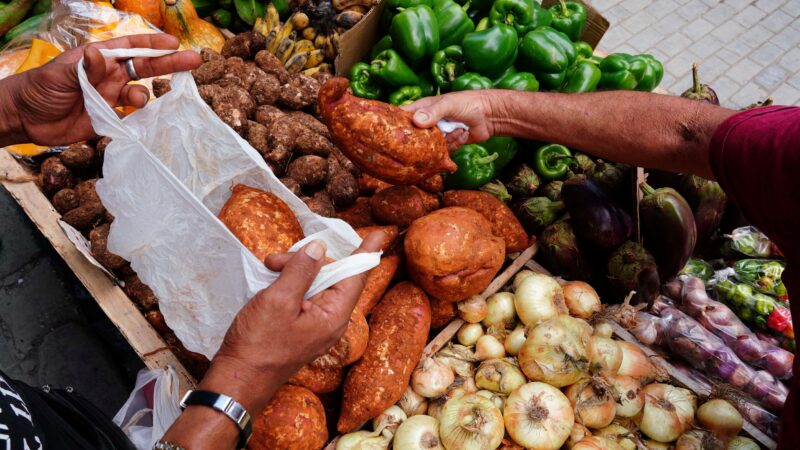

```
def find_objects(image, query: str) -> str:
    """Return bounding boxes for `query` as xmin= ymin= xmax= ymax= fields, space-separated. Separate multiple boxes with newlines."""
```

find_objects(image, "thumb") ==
xmin=82 ymin=45 xmax=107 ymax=86
xmin=402 ymin=97 xmax=446 ymax=129
xmin=266 ymin=240 xmax=327 ymax=312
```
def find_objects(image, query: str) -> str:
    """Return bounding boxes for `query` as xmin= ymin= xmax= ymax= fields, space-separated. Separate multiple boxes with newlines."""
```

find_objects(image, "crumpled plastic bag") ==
xmin=78 ymin=48 xmax=380 ymax=358
xmin=113 ymin=367 xmax=182 ymax=450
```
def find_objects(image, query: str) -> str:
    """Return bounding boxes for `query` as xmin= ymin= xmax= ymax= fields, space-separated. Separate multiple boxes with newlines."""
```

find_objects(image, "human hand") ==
xmin=2 ymin=34 xmax=200 ymax=147
xmin=200 ymin=231 xmax=385 ymax=413
xmin=402 ymin=90 xmax=499 ymax=150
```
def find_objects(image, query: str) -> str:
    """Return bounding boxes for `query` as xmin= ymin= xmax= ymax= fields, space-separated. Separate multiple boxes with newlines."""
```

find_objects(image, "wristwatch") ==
xmin=179 ymin=389 xmax=252 ymax=449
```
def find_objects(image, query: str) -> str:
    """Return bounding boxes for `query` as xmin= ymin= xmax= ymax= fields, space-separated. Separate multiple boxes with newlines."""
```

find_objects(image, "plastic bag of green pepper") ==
xmin=726 ymin=226 xmax=780 ymax=258
xmin=733 ymin=259 xmax=788 ymax=299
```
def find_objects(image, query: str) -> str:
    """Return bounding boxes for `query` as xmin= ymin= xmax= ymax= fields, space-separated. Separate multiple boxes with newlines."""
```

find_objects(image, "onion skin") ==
xmin=594 ymin=424 xmax=637 ymax=450
xmin=727 ymin=436 xmax=760 ymax=450
xmin=565 ymin=380 xmax=616 ymax=429
xmin=458 ymin=295 xmax=489 ymax=323
xmin=594 ymin=321 xmax=613 ymax=339
xmin=514 ymin=273 xmax=567 ymax=327
xmin=504 ymin=382 xmax=575 ymax=450
xmin=475 ymin=358 xmax=526 ymax=395
xmin=412 ymin=358 xmax=455 ymax=398
xmin=616 ymin=341 xmax=658 ymax=382
xmin=696 ymin=399 xmax=743 ymax=439
xmin=457 ymin=322 xmax=484 ymax=346
xmin=588 ymin=336 xmax=622 ymax=376
xmin=475 ymin=334 xmax=506 ymax=360
xmin=639 ymin=383 xmax=696 ymax=443
xmin=372 ymin=405 xmax=406 ymax=438
xmin=483 ymin=292 xmax=516 ymax=329
xmin=565 ymin=423 xmax=592 ymax=448
xmin=674 ymin=429 xmax=722 ymax=450
xmin=392 ymin=415 xmax=444 ymax=450
xmin=572 ymin=436 xmax=625 ymax=450
xmin=563 ymin=281 xmax=602 ymax=319
xmin=609 ymin=375 xmax=644 ymax=418
xmin=335 ymin=431 xmax=390 ymax=450
xmin=504 ymin=325 xmax=527 ymax=356
xmin=398 ymin=386 xmax=428 ymax=416
xmin=518 ymin=316 xmax=592 ymax=387
xmin=440 ymin=393 xmax=504 ymax=450
xmin=512 ymin=270 xmax=535 ymax=290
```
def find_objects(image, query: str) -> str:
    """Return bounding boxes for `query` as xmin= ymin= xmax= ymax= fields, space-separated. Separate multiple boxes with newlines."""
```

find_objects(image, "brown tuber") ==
xmin=245 ymin=120 xmax=269 ymax=155
xmin=200 ymin=47 xmax=224 ymax=63
xmin=326 ymin=157 xmax=359 ymax=207
xmin=305 ymin=191 xmax=335 ymax=217
xmin=152 ymin=78 xmax=171 ymax=97
xmin=123 ymin=274 xmax=158 ymax=311
xmin=90 ymin=224 xmax=128 ymax=272
xmin=62 ymin=202 xmax=105 ymax=231
xmin=191 ymin=59 xmax=225 ymax=85
xmin=59 ymin=143 xmax=96 ymax=171
xmin=221 ymin=31 xmax=266 ymax=59
xmin=278 ymin=74 xmax=319 ymax=110
xmin=254 ymin=105 xmax=286 ymax=128
xmin=265 ymin=117 xmax=296 ymax=164
xmin=279 ymin=177 xmax=302 ymax=197
xmin=40 ymin=157 xmax=74 ymax=197
xmin=286 ymin=111 xmax=329 ymax=138
xmin=254 ymin=50 xmax=290 ymax=84
xmin=214 ymin=102 xmax=249 ymax=136
xmin=52 ymin=188 xmax=80 ymax=214
xmin=369 ymin=185 xmax=439 ymax=227
xmin=287 ymin=155 xmax=328 ymax=187
xmin=249 ymin=73 xmax=280 ymax=106
xmin=249 ymin=385 xmax=328 ymax=450
xmin=211 ymin=83 xmax=255 ymax=119
xmin=294 ymin=127 xmax=333 ymax=157
xmin=197 ymin=84 xmax=220 ymax=104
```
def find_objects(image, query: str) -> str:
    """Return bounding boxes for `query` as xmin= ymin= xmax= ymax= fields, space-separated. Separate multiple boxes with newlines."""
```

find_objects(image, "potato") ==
xmin=40 ymin=157 xmax=74 ymax=197
xmin=52 ymin=188 xmax=80 ymax=214
xmin=369 ymin=186 xmax=439 ymax=227
xmin=218 ymin=184 xmax=304 ymax=261
xmin=289 ymin=365 xmax=345 ymax=394
xmin=405 ymin=207 xmax=505 ymax=302
xmin=90 ymin=224 xmax=127 ymax=271
xmin=443 ymin=190 xmax=529 ymax=253
xmin=250 ymin=385 xmax=327 ymax=450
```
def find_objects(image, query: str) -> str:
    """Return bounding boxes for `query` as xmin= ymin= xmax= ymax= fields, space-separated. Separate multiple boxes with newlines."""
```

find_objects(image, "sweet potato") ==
xmin=289 ymin=365 xmax=345 ymax=394
xmin=311 ymin=310 xmax=369 ymax=368
xmin=358 ymin=173 xmax=394 ymax=195
xmin=336 ymin=197 xmax=375 ymax=228
xmin=218 ymin=184 xmax=304 ymax=261
xmin=405 ymin=207 xmax=505 ymax=302
xmin=354 ymin=226 xmax=399 ymax=252
xmin=40 ymin=157 xmax=73 ymax=197
xmin=355 ymin=255 xmax=401 ymax=315
xmin=90 ymin=223 xmax=127 ymax=272
xmin=369 ymin=186 xmax=439 ymax=227
xmin=338 ymin=281 xmax=431 ymax=432
xmin=249 ymin=385 xmax=327 ymax=450
xmin=430 ymin=296 xmax=457 ymax=329
xmin=418 ymin=174 xmax=444 ymax=193
xmin=443 ymin=190 xmax=529 ymax=253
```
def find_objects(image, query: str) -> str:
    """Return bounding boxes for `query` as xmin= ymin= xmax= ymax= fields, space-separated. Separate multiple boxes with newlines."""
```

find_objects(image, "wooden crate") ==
xmin=0 ymin=149 xmax=196 ymax=394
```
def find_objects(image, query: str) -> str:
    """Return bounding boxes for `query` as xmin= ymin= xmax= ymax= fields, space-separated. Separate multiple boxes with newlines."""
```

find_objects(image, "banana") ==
xmin=291 ymin=12 xmax=310 ymax=29
xmin=303 ymin=49 xmax=325 ymax=69
xmin=263 ymin=28 xmax=280 ymax=53
xmin=302 ymin=63 xmax=332 ymax=76
xmin=324 ymin=32 xmax=338 ymax=60
xmin=265 ymin=3 xmax=281 ymax=30
xmin=253 ymin=17 xmax=267 ymax=36
xmin=269 ymin=20 xmax=295 ymax=53
xmin=274 ymin=31 xmax=298 ymax=63
xmin=314 ymin=33 xmax=327 ymax=49
xmin=336 ymin=10 xmax=363 ymax=29
xmin=285 ymin=51 xmax=311 ymax=73
xmin=293 ymin=39 xmax=315 ymax=55
xmin=302 ymin=26 xmax=317 ymax=41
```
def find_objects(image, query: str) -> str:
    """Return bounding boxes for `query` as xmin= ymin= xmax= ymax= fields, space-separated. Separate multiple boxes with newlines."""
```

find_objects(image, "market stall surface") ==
xmin=0 ymin=187 xmax=139 ymax=416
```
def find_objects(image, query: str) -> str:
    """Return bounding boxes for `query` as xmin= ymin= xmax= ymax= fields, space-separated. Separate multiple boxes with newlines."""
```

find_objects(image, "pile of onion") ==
xmin=518 ymin=315 xmax=592 ymax=387
xmin=565 ymin=379 xmax=616 ymax=429
xmin=563 ymin=281 xmax=602 ymax=319
xmin=504 ymin=382 xmax=574 ymax=449
xmin=439 ymin=393 xmax=504 ymax=450
xmin=514 ymin=273 xmax=568 ymax=327
xmin=638 ymin=383 xmax=696 ymax=443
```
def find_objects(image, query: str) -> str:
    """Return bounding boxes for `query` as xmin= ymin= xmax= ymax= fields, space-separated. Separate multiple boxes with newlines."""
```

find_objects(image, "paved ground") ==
xmin=594 ymin=0 xmax=800 ymax=108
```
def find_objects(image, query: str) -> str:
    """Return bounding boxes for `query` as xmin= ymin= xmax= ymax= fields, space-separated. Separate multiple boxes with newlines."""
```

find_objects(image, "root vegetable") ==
xmin=430 ymin=297 xmax=458 ymax=330
xmin=442 ymin=190 xmax=529 ymax=253
xmin=594 ymin=424 xmax=637 ymax=450
xmin=153 ymin=78 xmax=172 ymax=97
xmin=372 ymin=405 xmax=406 ymax=438
xmin=249 ymin=385 xmax=327 ymax=450
xmin=609 ymin=375 xmax=644 ymax=418
xmin=40 ymin=157 xmax=74 ymax=197
xmin=616 ymin=341 xmax=660 ymax=382
xmin=311 ymin=310 xmax=369 ymax=368
xmin=250 ymin=72 xmax=281 ymax=106
xmin=279 ymin=177 xmax=301 ymax=196
xmin=696 ymin=399 xmax=743 ymax=439
xmin=286 ymin=111 xmax=329 ymax=138
xmin=418 ymin=174 xmax=444 ymax=193
xmin=563 ymin=281 xmax=602 ymax=319
xmin=335 ymin=431 xmax=390 ymax=449
xmin=412 ymin=358 xmax=455 ymax=398
xmin=336 ymin=197 xmax=376 ymax=228
xmin=440 ymin=393 xmax=504 ymax=450
xmin=475 ymin=358 xmax=526 ymax=394
xmin=674 ymin=429 xmax=722 ymax=450
xmin=90 ymin=224 xmax=127 ymax=272
xmin=60 ymin=143 xmax=96 ymax=171
xmin=504 ymin=382 xmax=574 ymax=450
xmin=52 ymin=188 xmax=80 ymax=214
xmin=512 ymin=270 xmax=535 ymax=290
xmin=265 ymin=116 xmax=297 ymax=164
xmin=287 ymin=155 xmax=328 ymax=186
xmin=192 ymin=59 xmax=225 ymax=84
xmin=398 ymin=386 xmax=428 ymax=416
xmin=288 ymin=364 xmax=345 ymax=394
xmin=254 ymin=104 xmax=286 ymax=128
xmin=122 ymin=275 xmax=158 ymax=311
xmin=475 ymin=335 xmax=505 ymax=360
xmin=727 ymin=436 xmax=760 ymax=450
xmin=305 ymin=191 xmax=336 ymax=217
xmin=63 ymin=201 xmax=105 ymax=231
xmin=587 ymin=335 xmax=622 ymax=376
xmin=434 ymin=344 xmax=476 ymax=378
xmin=458 ymin=295 xmax=488 ymax=324
xmin=518 ymin=316 xmax=592 ymax=387
xmin=369 ymin=185 xmax=439 ymax=227
xmin=514 ymin=273 xmax=568 ymax=327
xmin=572 ymin=436 xmax=625 ymax=450
xmin=358 ymin=173 xmax=394 ymax=195
xmin=294 ymin=127 xmax=333 ymax=157
xmin=214 ymin=101 xmax=249 ymax=136
xmin=565 ymin=423 xmax=591 ymax=448
xmin=355 ymin=255 xmax=401 ymax=315
xmin=504 ymin=325 xmax=527 ymax=356
xmin=639 ymin=383 xmax=696 ymax=443
xmin=326 ymin=157 xmax=359 ymax=207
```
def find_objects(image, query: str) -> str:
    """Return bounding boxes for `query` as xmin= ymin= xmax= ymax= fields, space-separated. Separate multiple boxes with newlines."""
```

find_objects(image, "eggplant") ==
xmin=562 ymin=175 xmax=632 ymax=252
xmin=479 ymin=180 xmax=512 ymax=203
xmin=538 ymin=221 xmax=593 ymax=280
xmin=680 ymin=63 xmax=719 ymax=105
xmin=513 ymin=196 xmax=565 ymax=233
xmin=608 ymin=241 xmax=661 ymax=305
xmin=679 ymin=175 xmax=726 ymax=243
xmin=505 ymin=163 xmax=540 ymax=197
xmin=640 ymin=183 xmax=697 ymax=280
xmin=539 ymin=180 xmax=563 ymax=202
xmin=570 ymin=152 xmax=596 ymax=174
xmin=588 ymin=160 xmax=625 ymax=193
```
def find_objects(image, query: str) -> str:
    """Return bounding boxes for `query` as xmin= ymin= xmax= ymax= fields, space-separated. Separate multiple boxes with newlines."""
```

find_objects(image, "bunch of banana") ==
xmin=253 ymin=3 xmax=337 ymax=74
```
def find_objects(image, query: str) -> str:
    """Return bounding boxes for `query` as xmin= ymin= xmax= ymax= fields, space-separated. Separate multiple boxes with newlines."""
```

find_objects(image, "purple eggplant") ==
xmin=640 ymin=183 xmax=697 ymax=281
xmin=538 ymin=221 xmax=593 ymax=280
xmin=680 ymin=63 xmax=719 ymax=105
xmin=562 ymin=175 xmax=632 ymax=251
xmin=679 ymin=175 xmax=727 ymax=243
xmin=607 ymin=241 xmax=661 ymax=305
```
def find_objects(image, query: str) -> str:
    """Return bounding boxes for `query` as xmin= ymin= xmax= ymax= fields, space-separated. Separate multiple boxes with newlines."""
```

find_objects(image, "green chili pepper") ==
xmin=433 ymin=0 xmax=474 ymax=47
xmin=561 ymin=59 xmax=601 ymax=93
xmin=548 ymin=0 xmax=587 ymax=41
xmin=488 ymin=0 xmax=535 ymax=34
xmin=518 ymin=26 xmax=576 ymax=89
xmin=388 ymin=85 xmax=424 ymax=105
xmin=370 ymin=35 xmax=394 ymax=60
xmin=482 ymin=136 xmax=518 ymax=170
xmin=461 ymin=23 xmax=518 ymax=78
xmin=370 ymin=49 xmax=421 ymax=87
xmin=533 ymin=144 xmax=572 ymax=181
xmin=349 ymin=62 xmax=384 ymax=100
xmin=391 ymin=5 xmax=440 ymax=65
xmin=451 ymin=72 xmax=493 ymax=91
xmin=495 ymin=71 xmax=540 ymax=92
xmin=573 ymin=40 xmax=593 ymax=59
xmin=445 ymin=144 xmax=499 ymax=189
xmin=430 ymin=45 xmax=465 ymax=91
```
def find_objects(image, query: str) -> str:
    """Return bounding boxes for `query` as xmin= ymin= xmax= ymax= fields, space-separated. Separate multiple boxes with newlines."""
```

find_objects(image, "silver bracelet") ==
xmin=153 ymin=441 xmax=185 ymax=450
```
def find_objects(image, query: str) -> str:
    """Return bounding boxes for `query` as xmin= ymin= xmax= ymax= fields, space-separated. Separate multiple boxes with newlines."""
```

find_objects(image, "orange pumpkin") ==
xmin=160 ymin=0 xmax=225 ymax=52
xmin=114 ymin=0 xmax=164 ymax=29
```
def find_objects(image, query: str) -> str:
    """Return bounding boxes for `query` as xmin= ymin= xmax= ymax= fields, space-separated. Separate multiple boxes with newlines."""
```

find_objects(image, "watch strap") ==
xmin=180 ymin=390 xmax=252 ymax=449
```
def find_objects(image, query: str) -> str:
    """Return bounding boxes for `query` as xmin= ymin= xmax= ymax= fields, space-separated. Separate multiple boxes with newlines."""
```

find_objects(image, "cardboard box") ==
xmin=335 ymin=0 xmax=609 ymax=75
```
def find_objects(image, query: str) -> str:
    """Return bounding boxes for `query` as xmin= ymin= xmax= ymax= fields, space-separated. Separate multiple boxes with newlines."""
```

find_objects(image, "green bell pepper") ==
xmin=488 ymin=0 xmax=534 ymax=34
xmin=370 ymin=35 xmax=394 ymax=60
xmin=431 ymin=45 xmax=465 ymax=91
xmin=433 ymin=0 xmax=475 ymax=47
xmin=391 ymin=5 xmax=440 ymax=65
xmin=527 ymin=1 xmax=553 ymax=32
xmin=628 ymin=54 xmax=664 ymax=91
xmin=475 ymin=16 xmax=489 ymax=31
xmin=599 ymin=53 xmax=664 ymax=91
xmin=466 ymin=0 xmax=495 ymax=16
xmin=389 ymin=86 xmax=425 ymax=105
xmin=519 ymin=26 xmax=577 ymax=90
xmin=451 ymin=72 xmax=493 ymax=91
xmin=370 ymin=49 xmax=421 ymax=87
xmin=561 ymin=59 xmax=600 ymax=93
xmin=461 ymin=24 xmax=518 ymax=78
xmin=445 ymin=144 xmax=499 ymax=189
xmin=533 ymin=144 xmax=572 ymax=180
xmin=573 ymin=40 xmax=593 ymax=59
xmin=548 ymin=0 xmax=586 ymax=41
xmin=492 ymin=65 xmax=518 ymax=85
xmin=482 ymin=136 xmax=518 ymax=170
xmin=349 ymin=62 xmax=384 ymax=100
xmin=495 ymin=71 xmax=540 ymax=91
xmin=387 ymin=0 xmax=432 ymax=7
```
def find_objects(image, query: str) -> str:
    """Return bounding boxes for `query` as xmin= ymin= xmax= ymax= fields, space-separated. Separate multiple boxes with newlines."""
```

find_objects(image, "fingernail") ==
xmin=304 ymin=240 xmax=326 ymax=260
xmin=414 ymin=110 xmax=430 ymax=123
xmin=139 ymin=92 xmax=149 ymax=105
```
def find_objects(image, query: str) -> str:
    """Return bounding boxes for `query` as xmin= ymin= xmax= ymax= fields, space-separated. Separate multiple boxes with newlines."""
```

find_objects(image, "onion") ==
xmin=335 ymin=430 xmax=390 ymax=450
xmin=504 ymin=382 xmax=574 ymax=450
xmin=565 ymin=379 xmax=616 ymax=429
xmin=434 ymin=344 xmax=476 ymax=378
xmin=639 ymin=383 xmax=696 ymax=443
xmin=571 ymin=436 xmax=625 ymax=450
xmin=504 ymin=325 xmax=527 ymax=356
xmin=392 ymin=415 xmax=444 ymax=450
xmin=427 ymin=397 xmax=447 ymax=422
xmin=475 ymin=358 xmax=526 ymax=394
xmin=513 ymin=270 xmax=535 ymax=290
xmin=439 ymin=393 xmax=504 ymax=450
xmin=372 ymin=405 xmax=407 ymax=438
xmin=727 ymin=436 xmax=760 ymax=450
xmin=412 ymin=358 xmax=455 ymax=398
xmin=518 ymin=316 xmax=592 ymax=387
xmin=609 ymin=375 xmax=644 ymax=418
xmin=616 ymin=341 xmax=658 ymax=381
xmin=565 ymin=422 xmax=591 ymax=449
xmin=674 ymin=429 xmax=721 ymax=450
xmin=398 ymin=386 xmax=428 ymax=416
xmin=457 ymin=323 xmax=484 ymax=346
xmin=514 ymin=273 xmax=567 ymax=327
xmin=448 ymin=375 xmax=478 ymax=397
xmin=643 ymin=440 xmax=671 ymax=450
xmin=594 ymin=424 xmax=637 ymax=450
xmin=458 ymin=295 xmax=488 ymax=324
xmin=588 ymin=336 xmax=622 ymax=375
xmin=475 ymin=389 xmax=506 ymax=412
xmin=594 ymin=321 xmax=614 ymax=339
xmin=696 ymin=398 xmax=743 ymax=438
xmin=475 ymin=334 xmax=505 ymax=360
xmin=563 ymin=281 xmax=602 ymax=319
xmin=482 ymin=292 xmax=516 ymax=330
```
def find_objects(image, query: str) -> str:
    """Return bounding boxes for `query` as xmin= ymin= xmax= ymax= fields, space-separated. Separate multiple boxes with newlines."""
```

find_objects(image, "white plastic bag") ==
xmin=80 ymin=49 xmax=380 ymax=358
xmin=112 ymin=367 xmax=182 ymax=450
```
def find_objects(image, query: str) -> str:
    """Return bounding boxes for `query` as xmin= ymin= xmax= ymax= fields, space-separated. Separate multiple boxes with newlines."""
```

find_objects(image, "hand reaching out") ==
xmin=401 ymin=90 xmax=499 ymax=150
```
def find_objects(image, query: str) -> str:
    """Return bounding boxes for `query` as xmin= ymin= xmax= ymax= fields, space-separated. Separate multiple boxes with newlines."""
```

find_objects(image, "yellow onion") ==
xmin=412 ymin=358 xmax=455 ymax=398
xmin=594 ymin=424 xmax=637 ymax=450
xmin=475 ymin=334 xmax=506 ymax=360
xmin=696 ymin=398 xmax=743 ymax=439
xmin=398 ymin=386 xmax=428 ymax=416
xmin=513 ymin=270 xmax=535 ymax=290
xmin=616 ymin=341 xmax=658 ymax=381
xmin=594 ymin=321 xmax=614 ymax=338
xmin=563 ymin=281 xmax=602 ymax=319
xmin=639 ymin=383 xmax=696 ymax=443
xmin=335 ymin=430 xmax=390 ymax=450
xmin=514 ymin=273 xmax=567 ymax=327
xmin=504 ymin=382 xmax=574 ymax=450
xmin=518 ymin=316 xmax=592 ymax=387
xmin=565 ymin=423 xmax=591 ymax=449
xmin=609 ymin=375 xmax=644 ymax=418
xmin=674 ymin=429 xmax=721 ymax=450
xmin=587 ymin=335 xmax=622 ymax=375
xmin=571 ymin=436 xmax=625 ymax=450
xmin=458 ymin=295 xmax=488 ymax=324
xmin=475 ymin=358 xmax=526 ymax=395
xmin=504 ymin=324 xmax=527 ymax=356
xmin=439 ymin=393 xmax=504 ymax=450
xmin=434 ymin=344 xmax=476 ymax=378
xmin=727 ymin=436 xmax=760 ymax=450
xmin=449 ymin=375 xmax=478 ymax=397
xmin=372 ymin=405 xmax=406 ymax=438
xmin=475 ymin=389 xmax=506 ymax=413
xmin=565 ymin=379 xmax=616 ymax=429
xmin=482 ymin=292 xmax=516 ymax=330
xmin=457 ymin=323 xmax=484 ymax=346
xmin=643 ymin=440 xmax=671 ymax=450
xmin=392 ymin=415 xmax=444 ymax=450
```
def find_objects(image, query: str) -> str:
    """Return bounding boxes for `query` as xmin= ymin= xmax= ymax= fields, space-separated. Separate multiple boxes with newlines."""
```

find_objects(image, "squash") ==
xmin=15 ymin=39 xmax=61 ymax=74
xmin=160 ymin=0 xmax=225 ymax=52
xmin=114 ymin=0 xmax=163 ymax=29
